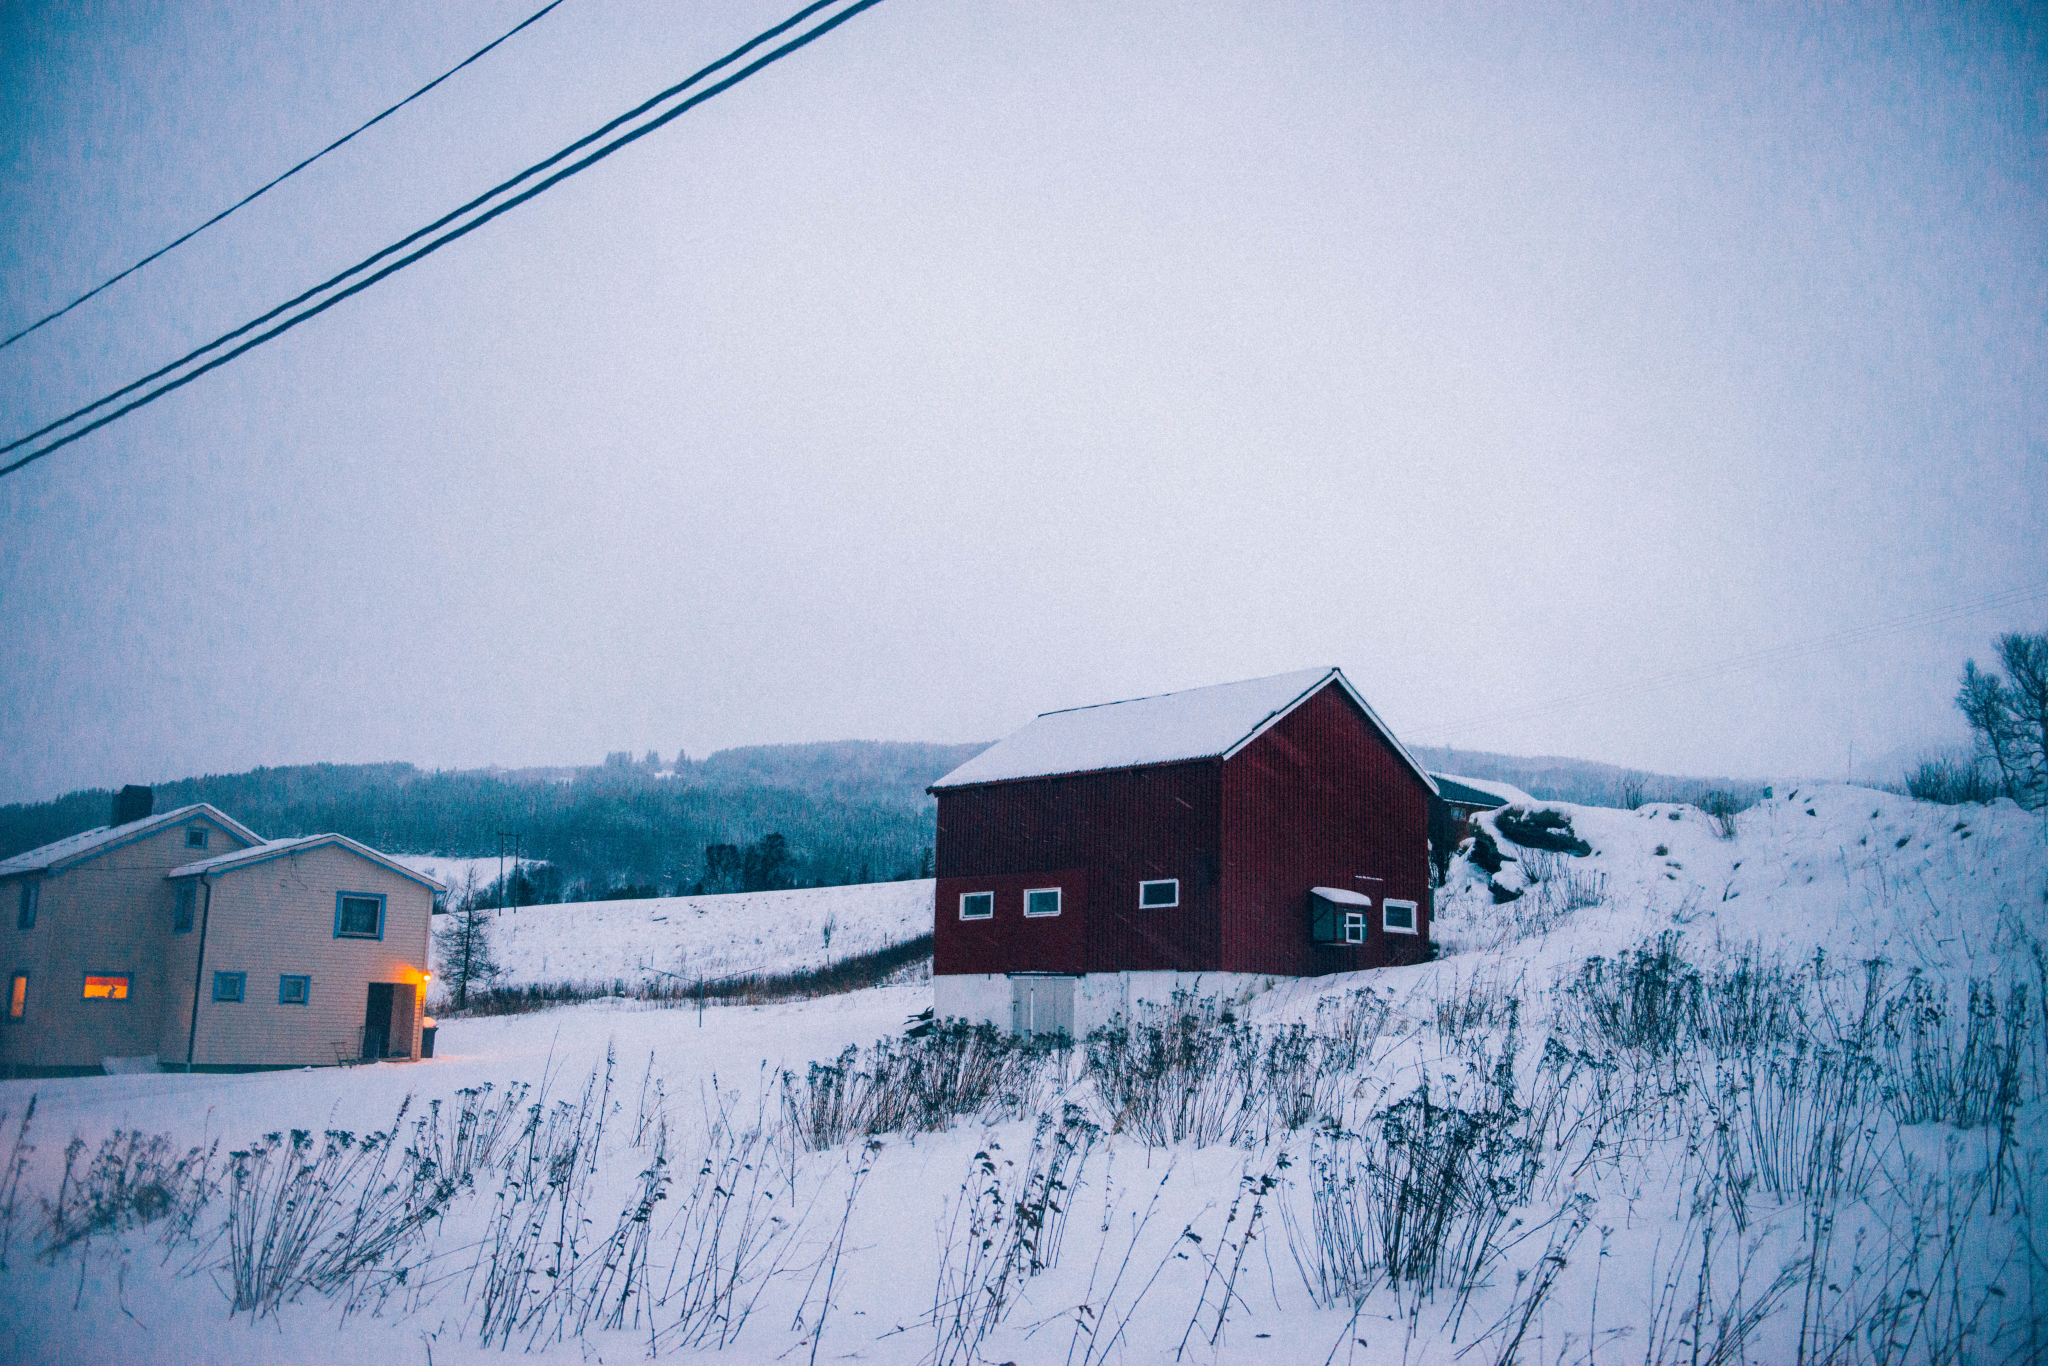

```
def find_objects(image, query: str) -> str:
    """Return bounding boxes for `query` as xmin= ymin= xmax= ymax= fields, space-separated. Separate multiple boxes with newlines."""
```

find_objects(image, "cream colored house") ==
xmin=1 ymin=793 xmax=442 ymax=1076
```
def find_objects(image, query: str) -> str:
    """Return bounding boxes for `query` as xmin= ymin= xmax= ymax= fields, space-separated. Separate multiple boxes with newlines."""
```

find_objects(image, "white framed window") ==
xmin=1343 ymin=910 xmax=1366 ymax=944
xmin=1138 ymin=878 xmax=1178 ymax=909
xmin=1382 ymin=899 xmax=1418 ymax=935
xmin=959 ymin=891 xmax=994 ymax=921
xmin=1024 ymin=887 xmax=1062 ymax=918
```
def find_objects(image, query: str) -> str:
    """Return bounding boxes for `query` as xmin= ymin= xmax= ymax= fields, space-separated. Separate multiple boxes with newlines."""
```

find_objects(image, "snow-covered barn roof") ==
xmin=169 ymin=833 xmax=447 ymax=891
xmin=931 ymin=667 xmax=1438 ymax=794
xmin=1430 ymin=774 xmax=1514 ymax=810
xmin=0 ymin=803 xmax=263 ymax=877
xmin=1430 ymin=772 xmax=1534 ymax=808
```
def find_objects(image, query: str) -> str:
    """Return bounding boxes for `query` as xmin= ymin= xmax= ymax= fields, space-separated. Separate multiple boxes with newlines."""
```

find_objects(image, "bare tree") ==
xmin=435 ymin=869 xmax=501 ymax=1011
xmin=1956 ymin=632 xmax=2048 ymax=810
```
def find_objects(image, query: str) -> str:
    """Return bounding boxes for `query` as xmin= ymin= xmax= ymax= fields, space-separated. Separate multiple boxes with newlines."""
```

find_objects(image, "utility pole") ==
xmin=497 ymin=832 xmax=513 ymax=912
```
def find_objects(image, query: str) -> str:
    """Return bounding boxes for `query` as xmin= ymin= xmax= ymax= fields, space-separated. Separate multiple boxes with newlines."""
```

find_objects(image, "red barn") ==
xmin=929 ymin=667 xmax=1437 ymax=1035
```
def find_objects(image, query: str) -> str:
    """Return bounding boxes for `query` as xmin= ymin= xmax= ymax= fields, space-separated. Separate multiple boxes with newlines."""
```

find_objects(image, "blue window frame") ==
xmin=184 ymin=825 xmax=209 ymax=850
xmin=213 ymin=971 xmax=246 ymax=1003
xmin=279 ymin=974 xmax=311 ymax=1006
xmin=334 ymin=891 xmax=386 ymax=940
xmin=16 ymin=881 xmax=37 ymax=930
xmin=174 ymin=884 xmax=196 ymax=933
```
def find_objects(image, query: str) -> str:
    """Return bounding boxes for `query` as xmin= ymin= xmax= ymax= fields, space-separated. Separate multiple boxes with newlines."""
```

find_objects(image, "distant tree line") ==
xmin=0 ymin=742 xmax=975 ymax=895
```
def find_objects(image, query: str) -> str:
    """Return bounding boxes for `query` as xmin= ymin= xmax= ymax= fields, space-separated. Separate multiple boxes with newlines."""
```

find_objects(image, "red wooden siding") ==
xmin=932 ymin=677 xmax=1431 ymax=980
xmin=933 ymin=868 xmax=1089 ymax=974
xmin=1220 ymin=683 xmax=1432 ymax=975
xmin=933 ymin=762 xmax=1222 ymax=976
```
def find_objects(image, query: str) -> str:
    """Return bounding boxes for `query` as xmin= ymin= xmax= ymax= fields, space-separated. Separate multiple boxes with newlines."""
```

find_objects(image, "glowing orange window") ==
xmin=81 ymin=975 xmax=129 ymax=1000
xmin=7 ymin=974 xmax=24 ymax=1020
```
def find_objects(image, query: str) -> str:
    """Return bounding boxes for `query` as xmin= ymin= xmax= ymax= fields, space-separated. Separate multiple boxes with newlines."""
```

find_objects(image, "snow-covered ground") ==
xmin=477 ymin=879 xmax=934 ymax=992
xmin=3 ymin=787 xmax=2042 ymax=1365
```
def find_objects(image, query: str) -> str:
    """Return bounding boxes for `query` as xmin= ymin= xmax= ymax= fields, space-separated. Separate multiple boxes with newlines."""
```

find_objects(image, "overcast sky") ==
xmin=1 ymin=0 xmax=2042 ymax=803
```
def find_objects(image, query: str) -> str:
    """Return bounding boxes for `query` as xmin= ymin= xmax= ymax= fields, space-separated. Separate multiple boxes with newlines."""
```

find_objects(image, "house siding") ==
xmin=168 ymin=844 xmax=433 ymax=1068
xmin=933 ymin=761 xmax=1222 ymax=977
xmin=0 ymin=813 xmax=256 ymax=1072
xmin=1220 ymin=683 xmax=1433 ymax=975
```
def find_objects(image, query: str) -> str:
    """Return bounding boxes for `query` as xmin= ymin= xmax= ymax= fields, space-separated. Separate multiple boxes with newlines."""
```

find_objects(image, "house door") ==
xmin=1010 ymin=975 xmax=1074 ymax=1038
xmin=362 ymin=983 xmax=417 ymax=1059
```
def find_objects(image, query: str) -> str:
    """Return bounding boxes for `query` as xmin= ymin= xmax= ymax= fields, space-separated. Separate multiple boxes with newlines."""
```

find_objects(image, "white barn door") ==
xmin=1010 ymin=975 xmax=1074 ymax=1037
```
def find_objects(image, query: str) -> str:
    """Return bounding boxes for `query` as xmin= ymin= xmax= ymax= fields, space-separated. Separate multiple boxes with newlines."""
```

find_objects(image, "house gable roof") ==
xmin=931 ymin=668 xmax=1438 ymax=794
xmin=168 ymin=833 xmax=447 ymax=892
xmin=0 ymin=803 xmax=263 ymax=877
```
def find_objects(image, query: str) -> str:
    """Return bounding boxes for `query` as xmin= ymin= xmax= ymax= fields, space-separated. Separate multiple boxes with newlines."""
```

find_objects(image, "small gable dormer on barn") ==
xmin=929 ymin=667 xmax=1437 ymax=1036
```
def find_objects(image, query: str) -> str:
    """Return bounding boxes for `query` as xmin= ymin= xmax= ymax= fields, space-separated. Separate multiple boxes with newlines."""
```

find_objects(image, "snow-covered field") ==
xmin=475 ymin=880 xmax=935 ymax=993
xmin=3 ymin=786 xmax=2042 ymax=1365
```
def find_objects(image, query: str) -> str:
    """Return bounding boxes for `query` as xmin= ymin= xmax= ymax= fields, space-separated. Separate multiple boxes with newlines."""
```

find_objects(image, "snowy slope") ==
xmin=4 ymin=788 xmax=2042 ymax=1366
xmin=1423 ymin=784 xmax=2043 ymax=986
xmin=471 ymin=879 xmax=934 ymax=991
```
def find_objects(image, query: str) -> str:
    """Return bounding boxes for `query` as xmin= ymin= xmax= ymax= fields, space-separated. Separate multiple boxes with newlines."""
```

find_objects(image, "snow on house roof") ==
xmin=0 ymin=803 xmax=263 ymax=877
xmin=169 ymin=833 xmax=447 ymax=891
xmin=1310 ymin=885 xmax=1372 ymax=906
xmin=931 ymin=667 xmax=1438 ymax=793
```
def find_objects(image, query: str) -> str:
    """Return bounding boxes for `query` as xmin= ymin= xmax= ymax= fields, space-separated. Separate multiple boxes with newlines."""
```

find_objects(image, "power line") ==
xmin=0 ymin=0 xmax=568 ymax=354
xmin=1410 ymin=580 xmax=2048 ymax=744
xmin=0 ymin=0 xmax=884 ymax=479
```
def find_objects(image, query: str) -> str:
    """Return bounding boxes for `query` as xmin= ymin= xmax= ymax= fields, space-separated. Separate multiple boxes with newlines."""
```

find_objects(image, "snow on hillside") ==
xmin=3 ymin=788 xmax=2042 ymax=1365
xmin=474 ymin=879 xmax=934 ymax=991
xmin=1426 ymin=784 xmax=2043 ymax=984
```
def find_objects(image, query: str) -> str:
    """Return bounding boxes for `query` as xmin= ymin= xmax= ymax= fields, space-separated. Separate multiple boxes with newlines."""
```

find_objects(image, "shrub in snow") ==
xmin=1467 ymin=826 xmax=1508 ymax=874
xmin=781 ymin=1022 xmax=1056 ymax=1149
xmin=1495 ymin=806 xmax=1593 ymax=856
xmin=41 ymin=1128 xmax=219 ymax=1256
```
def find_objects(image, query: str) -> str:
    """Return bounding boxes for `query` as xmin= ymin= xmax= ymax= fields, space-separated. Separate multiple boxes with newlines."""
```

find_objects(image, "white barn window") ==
xmin=1139 ymin=879 xmax=1178 ymax=908
xmin=959 ymin=891 xmax=994 ymax=920
xmin=1024 ymin=887 xmax=1061 ymax=917
xmin=1382 ymin=899 xmax=1418 ymax=935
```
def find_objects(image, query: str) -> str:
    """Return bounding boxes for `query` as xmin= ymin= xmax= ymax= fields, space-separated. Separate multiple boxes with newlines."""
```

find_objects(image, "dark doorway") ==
xmin=362 ymin=984 xmax=392 ymax=1060
xmin=361 ymin=983 xmax=417 ymax=1060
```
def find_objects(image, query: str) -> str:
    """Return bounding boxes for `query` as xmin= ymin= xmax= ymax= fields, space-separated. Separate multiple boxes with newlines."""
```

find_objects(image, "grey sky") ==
xmin=1 ymin=0 xmax=2042 ymax=803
